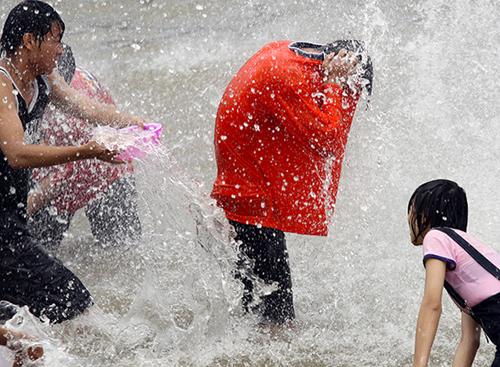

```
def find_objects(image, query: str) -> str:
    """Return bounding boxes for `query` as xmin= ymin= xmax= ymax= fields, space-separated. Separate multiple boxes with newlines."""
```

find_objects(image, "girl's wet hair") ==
xmin=0 ymin=0 xmax=65 ymax=57
xmin=408 ymin=179 xmax=468 ymax=240
xmin=321 ymin=40 xmax=373 ymax=97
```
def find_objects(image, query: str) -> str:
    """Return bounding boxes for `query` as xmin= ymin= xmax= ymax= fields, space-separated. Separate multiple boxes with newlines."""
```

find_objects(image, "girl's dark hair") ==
xmin=0 ymin=0 xmax=65 ymax=56
xmin=408 ymin=179 xmax=468 ymax=240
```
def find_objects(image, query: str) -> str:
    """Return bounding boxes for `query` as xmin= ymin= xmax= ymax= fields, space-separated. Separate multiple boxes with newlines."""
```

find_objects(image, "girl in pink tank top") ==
xmin=408 ymin=179 xmax=500 ymax=367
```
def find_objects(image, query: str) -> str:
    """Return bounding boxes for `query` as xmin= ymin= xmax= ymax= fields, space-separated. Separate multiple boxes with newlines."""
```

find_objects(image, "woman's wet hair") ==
xmin=408 ymin=179 xmax=468 ymax=240
xmin=321 ymin=40 xmax=373 ymax=97
xmin=0 ymin=0 xmax=65 ymax=57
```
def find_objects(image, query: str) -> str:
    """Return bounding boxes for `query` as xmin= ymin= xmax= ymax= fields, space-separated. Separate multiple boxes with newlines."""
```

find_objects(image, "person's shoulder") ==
xmin=422 ymin=229 xmax=459 ymax=266
xmin=0 ymin=64 xmax=12 ymax=86
xmin=0 ymin=71 xmax=17 ymax=108
xmin=425 ymin=228 xmax=475 ymax=253
xmin=428 ymin=227 xmax=456 ymax=237
xmin=258 ymin=40 xmax=293 ymax=56
xmin=248 ymin=41 xmax=297 ymax=75
xmin=263 ymin=40 xmax=292 ymax=49
xmin=424 ymin=228 xmax=454 ymax=246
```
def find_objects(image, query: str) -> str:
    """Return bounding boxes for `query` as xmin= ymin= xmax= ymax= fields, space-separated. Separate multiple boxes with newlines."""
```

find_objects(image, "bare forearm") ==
xmin=452 ymin=313 xmax=480 ymax=367
xmin=452 ymin=341 xmax=477 ymax=367
xmin=6 ymin=143 xmax=96 ymax=169
xmin=414 ymin=303 xmax=442 ymax=367
xmin=49 ymin=72 xmax=144 ymax=129
xmin=64 ymin=101 xmax=136 ymax=129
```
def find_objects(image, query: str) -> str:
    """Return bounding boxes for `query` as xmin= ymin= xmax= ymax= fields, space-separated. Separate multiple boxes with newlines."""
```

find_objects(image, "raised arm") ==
xmin=48 ymin=71 xmax=146 ymax=129
xmin=413 ymin=258 xmax=447 ymax=367
xmin=0 ymin=74 xmax=120 ymax=169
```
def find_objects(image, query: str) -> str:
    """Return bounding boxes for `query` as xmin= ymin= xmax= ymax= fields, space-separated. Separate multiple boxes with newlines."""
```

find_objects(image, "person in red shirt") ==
xmin=28 ymin=44 xmax=142 ymax=251
xmin=211 ymin=40 xmax=373 ymax=326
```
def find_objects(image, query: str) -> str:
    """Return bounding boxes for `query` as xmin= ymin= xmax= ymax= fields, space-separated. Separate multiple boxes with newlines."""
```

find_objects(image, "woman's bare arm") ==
xmin=48 ymin=71 xmax=146 ymax=129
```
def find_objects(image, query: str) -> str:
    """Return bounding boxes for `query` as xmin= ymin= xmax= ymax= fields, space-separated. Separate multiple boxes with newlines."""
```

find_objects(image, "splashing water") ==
xmin=3 ymin=0 xmax=500 ymax=365
xmin=92 ymin=124 xmax=162 ymax=160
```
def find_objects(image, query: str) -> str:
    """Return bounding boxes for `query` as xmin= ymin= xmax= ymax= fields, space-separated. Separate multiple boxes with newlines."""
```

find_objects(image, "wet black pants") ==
xmin=0 ymin=213 xmax=93 ymax=323
xmin=470 ymin=293 xmax=500 ymax=366
xmin=229 ymin=220 xmax=295 ymax=325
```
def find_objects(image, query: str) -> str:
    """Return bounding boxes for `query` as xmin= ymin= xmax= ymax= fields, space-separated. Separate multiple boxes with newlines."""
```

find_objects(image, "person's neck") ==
xmin=3 ymin=55 xmax=35 ymax=95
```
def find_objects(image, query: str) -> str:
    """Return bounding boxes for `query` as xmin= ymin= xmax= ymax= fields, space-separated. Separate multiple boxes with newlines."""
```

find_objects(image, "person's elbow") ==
xmin=462 ymin=325 xmax=481 ymax=351
xmin=7 ymin=157 xmax=24 ymax=170
xmin=422 ymin=298 xmax=443 ymax=315
xmin=5 ymin=152 xmax=32 ymax=170
xmin=467 ymin=335 xmax=480 ymax=352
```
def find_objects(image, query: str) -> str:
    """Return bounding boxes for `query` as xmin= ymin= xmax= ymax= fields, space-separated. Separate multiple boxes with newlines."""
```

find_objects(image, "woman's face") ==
xmin=31 ymin=22 xmax=64 ymax=75
xmin=408 ymin=207 xmax=429 ymax=246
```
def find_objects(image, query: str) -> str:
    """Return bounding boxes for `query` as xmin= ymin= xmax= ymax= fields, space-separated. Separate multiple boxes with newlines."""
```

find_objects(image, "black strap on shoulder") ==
xmin=435 ymin=227 xmax=500 ymax=280
xmin=434 ymin=227 xmax=500 ymax=312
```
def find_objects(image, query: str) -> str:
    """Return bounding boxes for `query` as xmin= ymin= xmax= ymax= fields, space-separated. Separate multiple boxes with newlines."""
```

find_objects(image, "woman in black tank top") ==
xmin=0 ymin=1 xmax=149 ymax=327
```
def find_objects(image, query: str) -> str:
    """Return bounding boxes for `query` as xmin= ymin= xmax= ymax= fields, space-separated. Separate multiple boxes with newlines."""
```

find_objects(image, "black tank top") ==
xmin=0 ymin=67 xmax=50 ymax=221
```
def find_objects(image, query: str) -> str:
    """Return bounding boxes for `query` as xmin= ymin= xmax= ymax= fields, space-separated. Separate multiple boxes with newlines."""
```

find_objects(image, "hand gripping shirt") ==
xmin=423 ymin=229 xmax=500 ymax=308
xmin=32 ymin=66 xmax=133 ymax=213
xmin=211 ymin=41 xmax=360 ymax=236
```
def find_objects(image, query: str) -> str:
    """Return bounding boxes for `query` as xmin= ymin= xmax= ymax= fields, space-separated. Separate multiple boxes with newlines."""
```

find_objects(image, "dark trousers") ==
xmin=0 ymin=213 xmax=93 ymax=324
xmin=470 ymin=293 xmax=500 ymax=366
xmin=229 ymin=219 xmax=295 ymax=325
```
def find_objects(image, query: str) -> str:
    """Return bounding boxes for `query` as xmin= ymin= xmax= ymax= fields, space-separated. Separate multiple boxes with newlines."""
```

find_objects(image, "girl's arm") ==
xmin=413 ymin=258 xmax=447 ymax=367
xmin=47 ymin=71 xmax=146 ymax=129
xmin=451 ymin=312 xmax=481 ymax=367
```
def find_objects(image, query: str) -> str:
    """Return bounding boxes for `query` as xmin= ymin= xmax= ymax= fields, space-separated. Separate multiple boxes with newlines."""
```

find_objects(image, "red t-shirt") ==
xmin=32 ymin=66 xmax=133 ymax=213
xmin=211 ymin=41 xmax=360 ymax=236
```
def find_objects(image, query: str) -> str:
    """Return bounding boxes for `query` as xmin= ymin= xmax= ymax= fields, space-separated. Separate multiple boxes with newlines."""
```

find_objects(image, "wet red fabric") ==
xmin=211 ymin=41 xmax=360 ymax=236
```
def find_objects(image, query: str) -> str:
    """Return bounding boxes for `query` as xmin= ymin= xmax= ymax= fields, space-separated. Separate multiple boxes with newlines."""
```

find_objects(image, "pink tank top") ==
xmin=423 ymin=229 xmax=500 ymax=308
